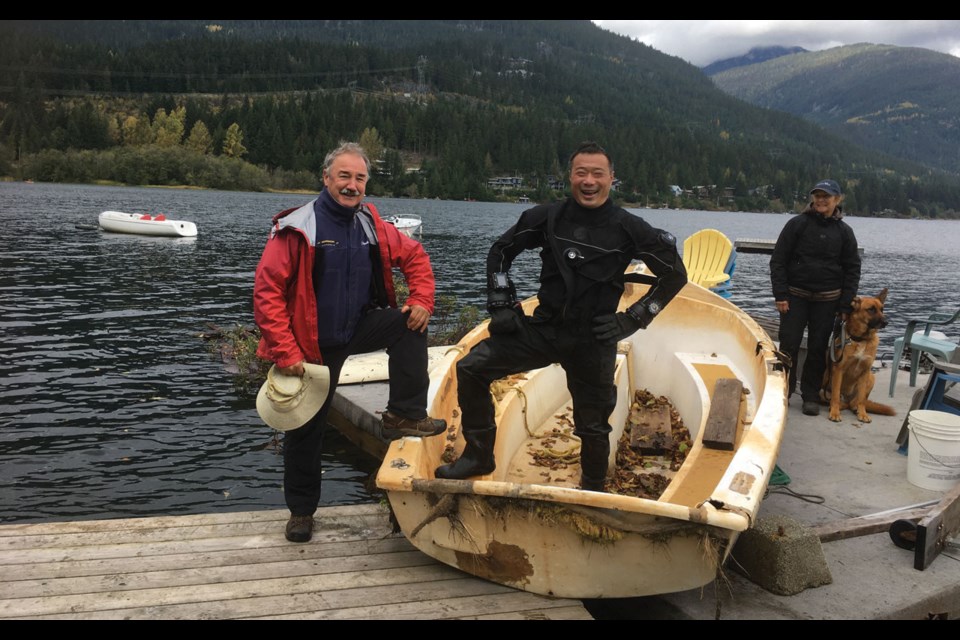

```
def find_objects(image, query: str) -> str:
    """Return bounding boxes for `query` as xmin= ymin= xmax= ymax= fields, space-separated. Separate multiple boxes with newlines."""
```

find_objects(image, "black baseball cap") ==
xmin=810 ymin=179 xmax=842 ymax=196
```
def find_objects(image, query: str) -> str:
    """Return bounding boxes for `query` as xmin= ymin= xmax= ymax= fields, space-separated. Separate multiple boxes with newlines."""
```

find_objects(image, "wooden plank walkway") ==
xmin=735 ymin=238 xmax=864 ymax=256
xmin=0 ymin=504 xmax=592 ymax=620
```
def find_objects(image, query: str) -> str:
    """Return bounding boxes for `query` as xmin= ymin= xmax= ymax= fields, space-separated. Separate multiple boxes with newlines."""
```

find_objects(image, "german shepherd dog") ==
xmin=820 ymin=288 xmax=897 ymax=422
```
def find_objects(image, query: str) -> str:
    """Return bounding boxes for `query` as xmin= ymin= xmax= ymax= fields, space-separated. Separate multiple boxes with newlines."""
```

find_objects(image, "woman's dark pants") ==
xmin=778 ymin=296 xmax=836 ymax=403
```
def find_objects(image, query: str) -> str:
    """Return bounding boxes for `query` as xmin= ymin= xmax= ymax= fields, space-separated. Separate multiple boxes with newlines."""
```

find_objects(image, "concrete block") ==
xmin=729 ymin=514 xmax=832 ymax=595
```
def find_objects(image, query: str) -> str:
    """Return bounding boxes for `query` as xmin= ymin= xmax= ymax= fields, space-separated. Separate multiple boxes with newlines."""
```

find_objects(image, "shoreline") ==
xmin=4 ymin=177 xmax=958 ymax=219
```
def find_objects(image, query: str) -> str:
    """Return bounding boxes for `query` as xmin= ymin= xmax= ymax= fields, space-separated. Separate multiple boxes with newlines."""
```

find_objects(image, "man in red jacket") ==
xmin=254 ymin=141 xmax=446 ymax=543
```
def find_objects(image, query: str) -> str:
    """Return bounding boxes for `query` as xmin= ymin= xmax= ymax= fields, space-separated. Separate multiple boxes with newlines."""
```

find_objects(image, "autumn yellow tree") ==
xmin=121 ymin=114 xmax=153 ymax=146
xmin=222 ymin=122 xmax=247 ymax=158
xmin=152 ymin=106 xmax=186 ymax=147
xmin=359 ymin=127 xmax=383 ymax=164
xmin=185 ymin=121 xmax=213 ymax=154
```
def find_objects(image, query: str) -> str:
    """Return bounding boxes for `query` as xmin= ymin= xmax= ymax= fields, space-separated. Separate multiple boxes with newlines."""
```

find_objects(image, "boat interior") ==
xmin=383 ymin=280 xmax=784 ymax=523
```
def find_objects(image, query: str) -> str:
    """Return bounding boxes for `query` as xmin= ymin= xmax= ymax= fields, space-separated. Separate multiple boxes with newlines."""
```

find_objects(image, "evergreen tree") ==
xmin=0 ymin=73 xmax=46 ymax=162
xmin=64 ymin=101 xmax=112 ymax=150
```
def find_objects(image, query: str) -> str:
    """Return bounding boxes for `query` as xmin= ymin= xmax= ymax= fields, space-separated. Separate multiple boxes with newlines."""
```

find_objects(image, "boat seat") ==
xmin=140 ymin=214 xmax=151 ymax=220
xmin=888 ymin=307 xmax=960 ymax=397
xmin=155 ymin=214 xmax=166 ymax=221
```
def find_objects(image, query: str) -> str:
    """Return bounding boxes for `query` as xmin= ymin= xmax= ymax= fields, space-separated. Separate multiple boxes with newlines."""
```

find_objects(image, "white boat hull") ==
xmin=98 ymin=211 xmax=198 ymax=237
xmin=383 ymin=214 xmax=422 ymax=238
xmin=377 ymin=278 xmax=788 ymax=598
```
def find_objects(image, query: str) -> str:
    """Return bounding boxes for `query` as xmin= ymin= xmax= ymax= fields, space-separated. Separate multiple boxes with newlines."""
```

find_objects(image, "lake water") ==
xmin=2 ymin=181 xmax=958 ymax=523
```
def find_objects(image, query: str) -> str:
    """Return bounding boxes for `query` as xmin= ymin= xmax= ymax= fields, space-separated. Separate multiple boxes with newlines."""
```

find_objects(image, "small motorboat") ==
xmin=98 ymin=211 xmax=198 ymax=237
xmin=383 ymin=213 xmax=422 ymax=238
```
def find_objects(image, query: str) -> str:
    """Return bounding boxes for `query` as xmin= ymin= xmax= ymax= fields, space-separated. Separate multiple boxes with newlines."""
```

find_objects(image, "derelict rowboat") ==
xmin=376 ymin=271 xmax=788 ymax=599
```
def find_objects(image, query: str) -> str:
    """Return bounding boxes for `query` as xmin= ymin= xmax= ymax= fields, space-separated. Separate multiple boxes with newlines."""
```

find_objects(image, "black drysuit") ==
xmin=456 ymin=197 xmax=687 ymax=486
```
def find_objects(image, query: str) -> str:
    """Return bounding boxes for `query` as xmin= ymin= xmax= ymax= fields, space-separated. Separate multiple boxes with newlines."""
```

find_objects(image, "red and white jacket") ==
xmin=253 ymin=199 xmax=435 ymax=369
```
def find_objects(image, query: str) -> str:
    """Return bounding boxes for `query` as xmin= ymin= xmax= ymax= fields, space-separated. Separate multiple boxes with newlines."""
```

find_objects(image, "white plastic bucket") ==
xmin=907 ymin=410 xmax=960 ymax=491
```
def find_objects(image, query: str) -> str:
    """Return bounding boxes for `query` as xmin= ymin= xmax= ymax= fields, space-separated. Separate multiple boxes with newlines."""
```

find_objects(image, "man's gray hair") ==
xmin=323 ymin=141 xmax=371 ymax=176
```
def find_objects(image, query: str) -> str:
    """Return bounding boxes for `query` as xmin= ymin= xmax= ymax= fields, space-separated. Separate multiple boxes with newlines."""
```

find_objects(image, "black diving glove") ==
xmin=489 ymin=307 xmax=523 ymax=334
xmin=487 ymin=271 xmax=523 ymax=334
xmin=592 ymin=305 xmax=654 ymax=345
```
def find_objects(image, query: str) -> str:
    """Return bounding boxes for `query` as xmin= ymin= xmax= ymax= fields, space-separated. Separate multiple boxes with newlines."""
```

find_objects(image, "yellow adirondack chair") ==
xmin=682 ymin=229 xmax=734 ymax=290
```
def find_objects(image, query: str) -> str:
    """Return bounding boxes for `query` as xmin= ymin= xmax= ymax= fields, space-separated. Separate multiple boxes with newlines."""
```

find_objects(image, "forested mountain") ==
xmin=2 ymin=20 xmax=959 ymax=216
xmin=710 ymin=43 xmax=960 ymax=177
xmin=702 ymin=46 xmax=808 ymax=76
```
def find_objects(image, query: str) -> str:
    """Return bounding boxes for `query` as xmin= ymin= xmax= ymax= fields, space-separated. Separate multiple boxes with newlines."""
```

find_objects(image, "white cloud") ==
xmin=593 ymin=20 xmax=960 ymax=67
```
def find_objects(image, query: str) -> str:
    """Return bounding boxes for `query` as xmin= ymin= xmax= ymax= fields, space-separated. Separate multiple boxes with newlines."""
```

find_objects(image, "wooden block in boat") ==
xmin=629 ymin=403 xmax=673 ymax=455
xmin=703 ymin=378 xmax=743 ymax=451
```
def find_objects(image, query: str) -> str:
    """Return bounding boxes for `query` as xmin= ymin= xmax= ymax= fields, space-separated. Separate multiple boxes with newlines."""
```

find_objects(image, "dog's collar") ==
xmin=829 ymin=319 xmax=873 ymax=362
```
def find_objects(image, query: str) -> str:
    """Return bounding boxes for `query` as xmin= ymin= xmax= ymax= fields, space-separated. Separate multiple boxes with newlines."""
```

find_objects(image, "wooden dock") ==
xmin=735 ymin=238 xmax=864 ymax=256
xmin=0 ymin=504 xmax=592 ymax=620
xmin=734 ymin=238 xmax=779 ymax=254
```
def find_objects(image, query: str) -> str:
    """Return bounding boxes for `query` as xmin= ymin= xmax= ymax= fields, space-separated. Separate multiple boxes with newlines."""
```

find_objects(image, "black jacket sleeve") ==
xmin=627 ymin=219 xmax=687 ymax=320
xmin=486 ymin=205 xmax=549 ymax=275
xmin=770 ymin=216 xmax=801 ymax=301
xmin=838 ymin=222 xmax=861 ymax=309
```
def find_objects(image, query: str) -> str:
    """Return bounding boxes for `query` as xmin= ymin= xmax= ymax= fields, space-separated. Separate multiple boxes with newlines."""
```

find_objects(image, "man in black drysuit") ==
xmin=435 ymin=142 xmax=687 ymax=491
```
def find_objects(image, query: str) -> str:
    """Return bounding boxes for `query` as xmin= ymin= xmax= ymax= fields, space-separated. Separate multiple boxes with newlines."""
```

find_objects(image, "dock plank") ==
xmin=1 ymin=537 xmax=413 ymax=581
xmin=34 ymin=577 xmax=513 ymax=620
xmin=2 ymin=549 xmax=438 ymax=598
xmin=735 ymin=238 xmax=864 ymax=256
xmin=0 ymin=504 xmax=591 ymax=620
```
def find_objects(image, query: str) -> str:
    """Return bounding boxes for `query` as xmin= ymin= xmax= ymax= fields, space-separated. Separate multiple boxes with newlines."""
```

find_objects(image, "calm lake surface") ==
xmin=2 ymin=181 xmax=958 ymax=523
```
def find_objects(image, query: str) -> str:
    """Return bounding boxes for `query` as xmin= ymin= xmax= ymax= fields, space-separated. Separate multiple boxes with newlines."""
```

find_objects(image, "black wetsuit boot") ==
xmin=435 ymin=427 xmax=496 ymax=479
xmin=579 ymin=435 xmax=611 ymax=491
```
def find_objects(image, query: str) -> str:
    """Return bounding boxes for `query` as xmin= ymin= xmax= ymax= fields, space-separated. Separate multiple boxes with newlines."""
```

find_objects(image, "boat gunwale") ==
xmin=398 ymin=476 xmax=750 ymax=531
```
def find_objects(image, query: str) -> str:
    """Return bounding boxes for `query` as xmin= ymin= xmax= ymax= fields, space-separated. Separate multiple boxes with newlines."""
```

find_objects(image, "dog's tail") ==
xmin=864 ymin=400 xmax=897 ymax=416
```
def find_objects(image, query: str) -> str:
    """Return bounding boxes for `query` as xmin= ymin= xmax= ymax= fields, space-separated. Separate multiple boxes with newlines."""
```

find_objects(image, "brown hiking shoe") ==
xmin=381 ymin=411 xmax=447 ymax=440
xmin=285 ymin=514 xmax=314 ymax=543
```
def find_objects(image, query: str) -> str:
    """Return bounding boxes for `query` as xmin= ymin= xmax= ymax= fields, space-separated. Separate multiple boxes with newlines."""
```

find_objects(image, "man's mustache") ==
xmin=339 ymin=188 xmax=362 ymax=197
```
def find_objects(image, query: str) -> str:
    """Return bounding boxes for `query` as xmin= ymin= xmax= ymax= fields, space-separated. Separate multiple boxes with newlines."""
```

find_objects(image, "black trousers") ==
xmin=284 ymin=308 xmax=429 ymax=516
xmin=457 ymin=320 xmax=618 ymax=442
xmin=778 ymin=295 xmax=837 ymax=402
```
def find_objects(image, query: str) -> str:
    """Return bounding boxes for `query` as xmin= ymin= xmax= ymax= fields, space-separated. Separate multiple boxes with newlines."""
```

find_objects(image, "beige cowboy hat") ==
xmin=256 ymin=363 xmax=331 ymax=431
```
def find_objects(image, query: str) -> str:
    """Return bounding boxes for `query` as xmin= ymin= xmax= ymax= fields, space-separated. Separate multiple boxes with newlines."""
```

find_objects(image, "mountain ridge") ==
xmin=702 ymin=45 xmax=808 ymax=75
xmin=710 ymin=43 xmax=960 ymax=175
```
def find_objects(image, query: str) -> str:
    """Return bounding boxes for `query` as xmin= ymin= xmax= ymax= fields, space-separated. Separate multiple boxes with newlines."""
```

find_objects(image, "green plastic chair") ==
xmin=888 ymin=307 xmax=960 ymax=397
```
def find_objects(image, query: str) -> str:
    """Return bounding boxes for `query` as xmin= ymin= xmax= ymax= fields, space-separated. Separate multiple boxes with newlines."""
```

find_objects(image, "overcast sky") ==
xmin=592 ymin=20 xmax=960 ymax=67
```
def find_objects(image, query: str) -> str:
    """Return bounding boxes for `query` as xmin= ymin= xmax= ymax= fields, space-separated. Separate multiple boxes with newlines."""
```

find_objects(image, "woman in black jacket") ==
xmin=770 ymin=179 xmax=861 ymax=416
